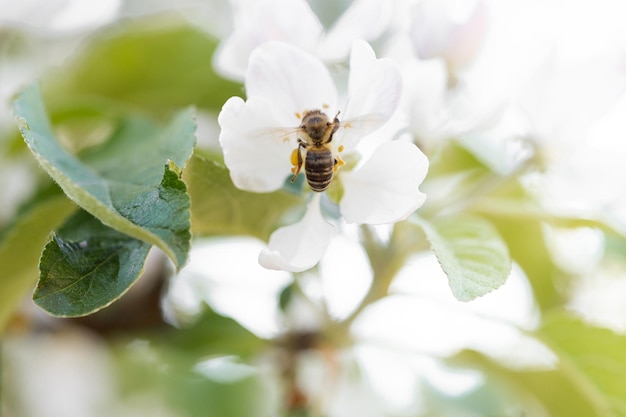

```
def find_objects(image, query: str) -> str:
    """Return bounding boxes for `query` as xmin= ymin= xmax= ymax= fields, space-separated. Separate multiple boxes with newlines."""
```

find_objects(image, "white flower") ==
xmin=218 ymin=40 xmax=428 ymax=272
xmin=214 ymin=0 xmax=392 ymax=80
xmin=382 ymin=26 xmax=505 ymax=163
xmin=409 ymin=0 xmax=487 ymax=70
xmin=0 ymin=0 xmax=121 ymax=34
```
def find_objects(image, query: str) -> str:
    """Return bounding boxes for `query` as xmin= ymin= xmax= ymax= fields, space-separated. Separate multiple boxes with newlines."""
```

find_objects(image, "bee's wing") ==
xmin=338 ymin=112 xmax=388 ymax=133
xmin=336 ymin=112 xmax=389 ymax=151
xmin=250 ymin=126 xmax=301 ymax=144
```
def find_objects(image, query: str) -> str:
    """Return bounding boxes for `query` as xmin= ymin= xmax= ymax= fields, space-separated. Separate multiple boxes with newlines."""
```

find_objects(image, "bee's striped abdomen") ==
xmin=305 ymin=148 xmax=335 ymax=192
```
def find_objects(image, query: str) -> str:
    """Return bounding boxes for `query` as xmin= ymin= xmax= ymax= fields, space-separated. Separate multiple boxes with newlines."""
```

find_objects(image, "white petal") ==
xmin=340 ymin=40 xmax=403 ymax=151
xmin=409 ymin=0 xmax=487 ymax=68
xmin=246 ymin=41 xmax=338 ymax=125
xmin=319 ymin=234 xmax=373 ymax=320
xmin=340 ymin=141 xmax=429 ymax=224
xmin=214 ymin=0 xmax=323 ymax=80
xmin=214 ymin=30 xmax=260 ymax=81
xmin=1 ymin=0 xmax=121 ymax=33
xmin=318 ymin=0 xmax=392 ymax=62
xmin=259 ymin=195 xmax=334 ymax=272
xmin=218 ymin=96 xmax=295 ymax=192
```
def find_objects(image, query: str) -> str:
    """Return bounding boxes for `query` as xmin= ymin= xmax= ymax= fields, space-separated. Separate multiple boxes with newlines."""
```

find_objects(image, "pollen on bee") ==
xmin=334 ymin=156 xmax=345 ymax=172
xmin=290 ymin=148 xmax=300 ymax=166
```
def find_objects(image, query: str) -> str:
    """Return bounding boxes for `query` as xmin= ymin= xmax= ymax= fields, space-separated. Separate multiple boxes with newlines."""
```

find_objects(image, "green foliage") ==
xmin=453 ymin=350 xmax=600 ymax=416
xmin=490 ymin=214 xmax=565 ymax=310
xmin=34 ymin=209 xmax=152 ymax=317
xmin=0 ymin=189 xmax=75 ymax=330
xmin=538 ymin=313 xmax=626 ymax=416
xmin=184 ymin=153 xmax=303 ymax=241
xmin=421 ymin=375 xmax=521 ymax=417
xmin=42 ymin=15 xmax=242 ymax=116
xmin=110 ymin=308 xmax=273 ymax=416
xmin=452 ymin=313 xmax=626 ymax=417
xmin=160 ymin=307 xmax=268 ymax=359
xmin=13 ymin=84 xmax=195 ymax=268
xmin=414 ymin=215 xmax=511 ymax=301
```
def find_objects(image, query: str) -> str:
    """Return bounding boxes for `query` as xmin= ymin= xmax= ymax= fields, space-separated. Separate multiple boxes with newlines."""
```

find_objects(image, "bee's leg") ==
xmin=290 ymin=142 xmax=304 ymax=182
xmin=331 ymin=111 xmax=341 ymax=136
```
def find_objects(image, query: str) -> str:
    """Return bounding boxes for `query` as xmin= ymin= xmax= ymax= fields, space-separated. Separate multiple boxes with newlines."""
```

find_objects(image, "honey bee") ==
xmin=290 ymin=110 xmax=342 ymax=192
xmin=255 ymin=108 xmax=381 ymax=192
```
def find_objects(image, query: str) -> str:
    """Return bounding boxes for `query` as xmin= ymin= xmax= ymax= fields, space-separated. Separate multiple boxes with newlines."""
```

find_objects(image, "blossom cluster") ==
xmin=216 ymin=0 xmax=626 ymax=272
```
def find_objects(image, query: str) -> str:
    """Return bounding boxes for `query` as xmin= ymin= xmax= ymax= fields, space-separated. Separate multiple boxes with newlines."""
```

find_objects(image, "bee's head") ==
xmin=301 ymin=110 xmax=331 ymax=141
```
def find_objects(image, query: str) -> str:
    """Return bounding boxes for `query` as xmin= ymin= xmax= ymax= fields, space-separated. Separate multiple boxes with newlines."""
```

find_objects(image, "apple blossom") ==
xmin=409 ymin=0 xmax=487 ymax=70
xmin=382 ymin=23 xmax=507 ymax=163
xmin=514 ymin=54 xmax=626 ymax=222
xmin=0 ymin=0 xmax=121 ymax=34
xmin=218 ymin=40 xmax=428 ymax=272
xmin=214 ymin=0 xmax=392 ymax=80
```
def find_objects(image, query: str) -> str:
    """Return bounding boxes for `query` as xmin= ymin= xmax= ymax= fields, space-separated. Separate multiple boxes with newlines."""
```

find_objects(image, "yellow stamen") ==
xmin=334 ymin=156 xmax=345 ymax=172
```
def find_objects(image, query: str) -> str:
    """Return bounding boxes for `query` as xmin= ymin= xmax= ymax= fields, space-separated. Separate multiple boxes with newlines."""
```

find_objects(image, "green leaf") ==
xmin=42 ymin=16 xmax=241 ymax=116
xmin=184 ymin=153 xmax=303 ymax=241
xmin=13 ymin=84 xmax=195 ymax=268
xmin=421 ymin=373 xmax=522 ymax=417
xmin=113 ymin=340 xmax=277 ymax=417
xmin=278 ymin=282 xmax=297 ymax=312
xmin=427 ymin=139 xmax=490 ymax=177
xmin=538 ymin=313 xmax=626 ymax=416
xmin=414 ymin=215 xmax=511 ymax=301
xmin=34 ymin=209 xmax=152 ymax=317
xmin=0 ymin=190 xmax=75 ymax=331
xmin=489 ymin=215 xmax=564 ymax=311
xmin=159 ymin=307 xmax=267 ymax=360
xmin=109 ymin=308 xmax=272 ymax=415
xmin=452 ymin=350 xmax=601 ymax=416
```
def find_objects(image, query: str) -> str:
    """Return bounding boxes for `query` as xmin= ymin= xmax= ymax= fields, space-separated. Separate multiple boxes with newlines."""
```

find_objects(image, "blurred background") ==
xmin=2 ymin=0 xmax=626 ymax=416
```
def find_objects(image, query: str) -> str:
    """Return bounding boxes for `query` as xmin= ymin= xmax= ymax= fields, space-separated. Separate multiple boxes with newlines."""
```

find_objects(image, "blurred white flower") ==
xmin=0 ymin=0 xmax=122 ymax=120
xmin=214 ymin=0 xmax=392 ymax=80
xmin=382 ymin=19 xmax=504 ymax=158
xmin=517 ymin=56 xmax=626 ymax=219
xmin=5 ymin=331 xmax=118 ymax=417
xmin=568 ymin=266 xmax=626 ymax=333
xmin=452 ymin=0 xmax=626 ymax=177
xmin=409 ymin=0 xmax=487 ymax=70
xmin=165 ymin=237 xmax=292 ymax=337
xmin=354 ymin=253 xmax=548 ymax=369
xmin=218 ymin=40 xmax=428 ymax=271
xmin=0 ymin=0 xmax=121 ymax=34
xmin=542 ymin=226 xmax=605 ymax=276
